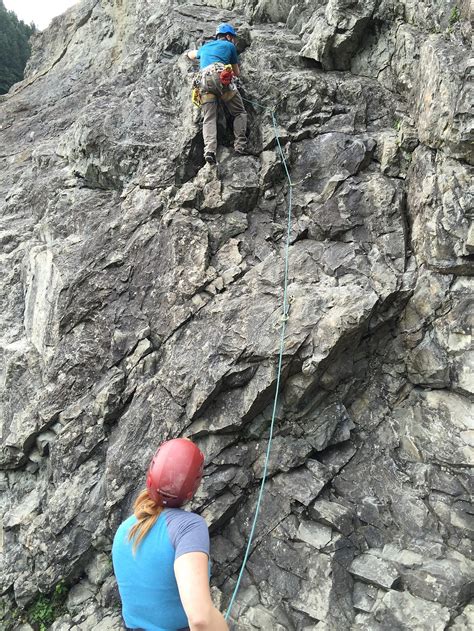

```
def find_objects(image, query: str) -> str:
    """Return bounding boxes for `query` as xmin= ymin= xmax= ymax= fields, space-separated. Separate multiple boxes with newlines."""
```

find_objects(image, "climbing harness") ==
xmin=191 ymin=64 xmax=236 ymax=107
xmin=224 ymin=97 xmax=294 ymax=621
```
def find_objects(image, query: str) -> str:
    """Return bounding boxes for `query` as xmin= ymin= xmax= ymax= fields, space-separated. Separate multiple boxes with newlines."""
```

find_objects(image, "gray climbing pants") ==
xmin=200 ymin=64 xmax=247 ymax=154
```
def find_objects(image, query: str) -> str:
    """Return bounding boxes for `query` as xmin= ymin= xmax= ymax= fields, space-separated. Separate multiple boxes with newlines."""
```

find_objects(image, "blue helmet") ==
xmin=216 ymin=23 xmax=237 ymax=36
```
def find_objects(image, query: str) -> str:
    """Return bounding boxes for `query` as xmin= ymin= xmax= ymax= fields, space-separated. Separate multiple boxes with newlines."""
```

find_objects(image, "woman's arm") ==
xmin=186 ymin=50 xmax=198 ymax=60
xmin=174 ymin=552 xmax=229 ymax=631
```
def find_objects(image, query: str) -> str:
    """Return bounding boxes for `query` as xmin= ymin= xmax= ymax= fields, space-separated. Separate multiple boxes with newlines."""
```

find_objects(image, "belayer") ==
xmin=186 ymin=23 xmax=248 ymax=165
xmin=112 ymin=438 xmax=229 ymax=631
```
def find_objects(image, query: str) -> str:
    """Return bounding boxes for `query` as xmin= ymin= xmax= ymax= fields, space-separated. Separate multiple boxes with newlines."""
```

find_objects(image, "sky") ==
xmin=4 ymin=0 xmax=78 ymax=30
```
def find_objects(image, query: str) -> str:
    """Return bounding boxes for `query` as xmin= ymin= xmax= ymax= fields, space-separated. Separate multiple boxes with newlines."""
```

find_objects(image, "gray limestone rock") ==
xmin=0 ymin=0 xmax=472 ymax=629
xmin=407 ymin=147 xmax=473 ymax=274
xmin=85 ymin=553 xmax=113 ymax=587
xmin=402 ymin=555 xmax=474 ymax=607
xmin=413 ymin=36 xmax=473 ymax=164
xmin=405 ymin=275 xmax=473 ymax=394
xmin=451 ymin=603 xmax=474 ymax=630
xmin=3 ymin=489 xmax=41 ymax=529
xmin=353 ymin=581 xmax=380 ymax=613
xmin=66 ymin=580 xmax=96 ymax=613
xmin=296 ymin=520 xmax=333 ymax=549
xmin=296 ymin=402 xmax=355 ymax=452
xmin=310 ymin=499 xmax=354 ymax=535
xmin=395 ymin=390 xmax=473 ymax=467
xmin=354 ymin=588 xmax=451 ymax=631
xmin=272 ymin=459 xmax=333 ymax=506
xmin=300 ymin=0 xmax=379 ymax=70
xmin=290 ymin=548 xmax=354 ymax=626
xmin=349 ymin=553 xmax=400 ymax=590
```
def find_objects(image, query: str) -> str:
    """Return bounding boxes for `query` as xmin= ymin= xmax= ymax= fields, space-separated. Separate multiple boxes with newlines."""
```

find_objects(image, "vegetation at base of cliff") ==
xmin=27 ymin=582 xmax=68 ymax=631
xmin=0 ymin=582 xmax=69 ymax=631
xmin=0 ymin=0 xmax=36 ymax=94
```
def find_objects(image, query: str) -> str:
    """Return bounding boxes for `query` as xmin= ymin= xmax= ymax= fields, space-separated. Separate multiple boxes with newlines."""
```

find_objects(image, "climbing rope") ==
xmin=224 ymin=98 xmax=294 ymax=621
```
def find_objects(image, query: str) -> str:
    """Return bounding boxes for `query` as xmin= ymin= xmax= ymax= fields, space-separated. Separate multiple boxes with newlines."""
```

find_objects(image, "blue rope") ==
xmin=224 ymin=102 xmax=293 ymax=621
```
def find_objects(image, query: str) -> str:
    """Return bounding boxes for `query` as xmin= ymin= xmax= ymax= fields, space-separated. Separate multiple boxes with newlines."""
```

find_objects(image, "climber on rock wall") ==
xmin=186 ymin=23 xmax=248 ymax=165
xmin=112 ymin=439 xmax=229 ymax=631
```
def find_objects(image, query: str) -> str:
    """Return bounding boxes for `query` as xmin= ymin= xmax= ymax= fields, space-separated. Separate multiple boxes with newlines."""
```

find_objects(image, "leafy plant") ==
xmin=449 ymin=6 xmax=461 ymax=26
xmin=54 ymin=581 xmax=67 ymax=597
xmin=27 ymin=581 xmax=68 ymax=630
xmin=28 ymin=596 xmax=54 ymax=630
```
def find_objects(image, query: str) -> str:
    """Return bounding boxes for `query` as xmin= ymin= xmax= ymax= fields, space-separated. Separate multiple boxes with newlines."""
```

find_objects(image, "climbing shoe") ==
xmin=205 ymin=152 xmax=217 ymax=165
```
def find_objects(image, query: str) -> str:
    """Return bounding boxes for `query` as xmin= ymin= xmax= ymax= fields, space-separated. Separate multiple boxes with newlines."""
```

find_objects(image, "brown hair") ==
xmin=127 ymin=488 xmax=163 ymax=552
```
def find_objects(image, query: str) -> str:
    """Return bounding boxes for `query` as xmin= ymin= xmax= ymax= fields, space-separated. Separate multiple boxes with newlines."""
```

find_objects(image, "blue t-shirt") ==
xmin=112 ymin=509 xmax=210 ymax=631
xmin=196 ymin=39 xmax=238 ymax=69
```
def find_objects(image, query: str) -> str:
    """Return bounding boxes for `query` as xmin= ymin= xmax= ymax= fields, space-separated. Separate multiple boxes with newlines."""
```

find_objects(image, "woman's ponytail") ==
xmin=127 ymin=488 xmax=163 ymax=552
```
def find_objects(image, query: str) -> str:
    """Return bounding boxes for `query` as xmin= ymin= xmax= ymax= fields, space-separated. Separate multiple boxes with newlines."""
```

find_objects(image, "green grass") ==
xmin=449 ymin=6 xmax=461 ymax=26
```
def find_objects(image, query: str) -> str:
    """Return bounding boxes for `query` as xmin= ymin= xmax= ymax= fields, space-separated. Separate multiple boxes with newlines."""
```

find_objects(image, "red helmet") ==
xmin=146 ymin=439 xmax=204 ymax=507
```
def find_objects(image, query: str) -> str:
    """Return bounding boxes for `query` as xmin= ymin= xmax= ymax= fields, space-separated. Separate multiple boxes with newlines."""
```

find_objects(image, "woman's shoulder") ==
xmin=164 ymin=509 xmax=210 ymax=551
xmin=164 ymin=508 xmax=207 ymax=527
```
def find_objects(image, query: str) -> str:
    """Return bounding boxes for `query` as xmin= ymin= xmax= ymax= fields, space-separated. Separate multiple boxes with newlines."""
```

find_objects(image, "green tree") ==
xmin=0 ymin=0 xmax=36 ymax=94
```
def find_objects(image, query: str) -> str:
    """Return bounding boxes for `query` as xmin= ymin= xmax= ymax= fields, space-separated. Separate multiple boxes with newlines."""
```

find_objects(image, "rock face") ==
xmin=0 ymin=1 xmax=472 ymax=629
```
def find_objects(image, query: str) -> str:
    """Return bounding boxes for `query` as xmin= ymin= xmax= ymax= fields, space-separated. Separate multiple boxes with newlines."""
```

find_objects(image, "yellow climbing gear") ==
xmin=191 ymin=88 xmax=218 ymax=108
xmin=191 ymin=87 xmax=202 ymax=107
